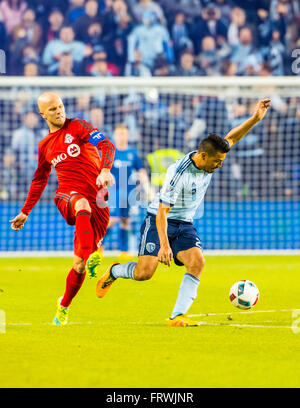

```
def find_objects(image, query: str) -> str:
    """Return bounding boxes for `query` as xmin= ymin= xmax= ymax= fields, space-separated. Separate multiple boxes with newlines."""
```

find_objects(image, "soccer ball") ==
xmin=229 ymin=280 xmax=259 ymax=310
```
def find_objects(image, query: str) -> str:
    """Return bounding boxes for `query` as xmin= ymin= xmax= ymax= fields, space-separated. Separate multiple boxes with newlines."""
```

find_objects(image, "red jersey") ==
xmin=21 ymin=118 xmax=115 ymax=215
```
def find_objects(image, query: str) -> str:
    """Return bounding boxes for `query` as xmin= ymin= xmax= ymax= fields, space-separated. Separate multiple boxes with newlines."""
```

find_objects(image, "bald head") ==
xmin=38 ymin=92 xmax=66 ymax=132
xmin=38 ymin=92 xmax=62 ymax=113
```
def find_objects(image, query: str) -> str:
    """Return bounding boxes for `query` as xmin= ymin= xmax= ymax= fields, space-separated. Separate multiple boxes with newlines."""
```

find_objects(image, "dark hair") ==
xmin=60 ymin=24 xmax=74 ymax=32
xmin=198 ymin=133 xmax=230 ymax=155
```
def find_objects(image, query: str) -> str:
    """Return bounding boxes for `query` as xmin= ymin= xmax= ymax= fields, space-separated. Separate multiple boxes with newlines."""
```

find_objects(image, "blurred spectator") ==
xmin=67 ymin=0 xmax=85 ymax=23
xmin=57 ymin=52 xmax=79 ymax=76
xmin=86 ymin=47 xmax=119 ymax=76
xmin=229 ymin=102 xmax=265 ymax=197
xmin=270 ymin=0 xmax=295 ymax=24
xmin=124 ymin=49 xmax=152 ymax=76
xmin=9 ymin=26 xmax=28 ymax=74
xmin=128 ymin=11 xmax=173 ymax=70
xmin=73 ymin=0 xmax=100 ymax=41
xmin=21 ymin=43 xmax=40 ymax=66
xmin=9 ymin=25 xmax=41 ymax=74
xmin=46 ymin=8 xmax=64 ymax=42
xmin=158 ymin=0 xmax=202 ymax=24
xmin=23 ymin=61 xmax=39 ymax=76
xmin=220 ymin=59 xmax=237 ymax=75
xmin=3 ymin=111 xmax=40 ymax=199
xmin=171 ymin=11 xmax=192 ymax=59
xmin=132 ymin=0 xmax=167 ymax=26
xmin=0 ymin=0 xmax=27 ymax=35
xmin=89 ymin=54 xmax=114 ymax=77
xmin=152 ymin=53 xmax=174 ymax=76
xmin=258 ymin=61 xmax=274 ymax=76
xmin=12 ymin=8 xmax=42 ymax=51
xmin=89 ymin=106 xmax=113 ymax=137
xmin=227 ymin=7 xmax=246 ymax=47
xmin=0 ymin=10 xmax=7 ymax=52
xmin=156 ymin=100 xmax=188 ymax=151
xmin=84 ymin=21 xmax=105 ymax=47
xmin=266 ymin=30 xmax=286 ymax=75
xmin=256 ymin=7 xmax=273 ymax=48
xmin=138 ymin=88 xmax=168 ymax=144
xmin=198 ymin=36 xmax=220 ymax=76
xmin=191 ymin=3 xmax=227 ymax=53
xmin=174 ymin=51 xmax=204 ymax=76
xmin=215 ymin=0 xmax=234 ymax=26
xmin=71 ymin=94 xmax=91 ymax=119
xmin=230 ymin=27 xmax=263 ymax=75
xmin=111 ymin=9 xmax=134 ymax=74
xmin=42 ymin=25 xmax=86 ymax=75
xmin=194 ymin=95 xmax=229 ymax=137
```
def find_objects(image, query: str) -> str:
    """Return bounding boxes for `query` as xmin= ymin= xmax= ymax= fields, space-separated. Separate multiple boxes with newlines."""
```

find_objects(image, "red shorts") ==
xmin=54 ymin=189 xmax=109 ymax=258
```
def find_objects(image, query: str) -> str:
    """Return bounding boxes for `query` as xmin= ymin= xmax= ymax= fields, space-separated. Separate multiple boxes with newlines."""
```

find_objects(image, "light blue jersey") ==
xmin=147 ymin=151 xmax=212 ymax=223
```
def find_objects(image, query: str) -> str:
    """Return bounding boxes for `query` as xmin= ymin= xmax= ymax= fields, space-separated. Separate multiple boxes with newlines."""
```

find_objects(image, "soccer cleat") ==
xmin=96 ymin=263 xmax=119 ymax=298
xmin=53 ymin=297 xmax=69 ymax=326
xmin=86 ymin=250 xmax=103 ymax=279
xmin=167 ymin=314 xmax=200 ymax=327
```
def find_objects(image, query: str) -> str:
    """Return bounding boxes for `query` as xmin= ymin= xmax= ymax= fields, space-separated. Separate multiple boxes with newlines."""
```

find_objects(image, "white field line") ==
xmin=4 ymin=321 xmax=294 ymax=329
xmin=189 ymin=308 xmax=299 ymax=317
xmin=3 ymin=309 xmax=299 ymax=329
xmin=196 ymin=322 xmax=292 ymax=329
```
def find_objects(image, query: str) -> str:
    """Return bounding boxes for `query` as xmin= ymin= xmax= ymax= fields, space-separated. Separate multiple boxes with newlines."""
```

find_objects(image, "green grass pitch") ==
xmin=0 ymin=255 xmax=300 ymax=388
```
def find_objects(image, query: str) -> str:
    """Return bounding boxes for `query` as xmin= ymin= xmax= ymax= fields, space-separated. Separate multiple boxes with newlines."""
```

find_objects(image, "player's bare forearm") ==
xmin=225 ymin=98 xmax=271 ymax=147
xmin=156 ymin=203 xmax=173 ymax=266
xmin=225 ymin=116 xmax=259 ymax=147
xmin=156 ymin=207 xmax=169 ymax=246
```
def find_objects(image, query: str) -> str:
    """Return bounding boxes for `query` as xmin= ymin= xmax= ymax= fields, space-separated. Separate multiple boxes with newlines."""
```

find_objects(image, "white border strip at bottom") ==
xmin=0 ymin=250 xmax=299 ymax=258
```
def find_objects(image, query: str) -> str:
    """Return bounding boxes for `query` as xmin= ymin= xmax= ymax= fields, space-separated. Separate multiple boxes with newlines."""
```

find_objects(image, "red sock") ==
xmin=61 ymin=268 xmax=86 ymax=307
xmin=75 ymin=209 xmax=94 ymax=263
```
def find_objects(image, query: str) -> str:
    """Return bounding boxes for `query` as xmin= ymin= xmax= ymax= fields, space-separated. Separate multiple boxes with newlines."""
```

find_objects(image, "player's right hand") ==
xmin=9 ymin=212 xmax=28 ymax=231
xmin=158 ymin=245 xmax=173 ymax=267
xmin=96 ymin=168 xmax=115 ymax=188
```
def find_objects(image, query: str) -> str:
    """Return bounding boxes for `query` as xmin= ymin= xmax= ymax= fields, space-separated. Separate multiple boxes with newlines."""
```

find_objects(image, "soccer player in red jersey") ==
xmin=10 ymin=92 xmax=115 ymax=325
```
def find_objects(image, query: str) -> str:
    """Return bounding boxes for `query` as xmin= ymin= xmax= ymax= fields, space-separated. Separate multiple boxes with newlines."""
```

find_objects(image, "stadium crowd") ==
xmin=0 ymin=0 xmax=300 ymax=77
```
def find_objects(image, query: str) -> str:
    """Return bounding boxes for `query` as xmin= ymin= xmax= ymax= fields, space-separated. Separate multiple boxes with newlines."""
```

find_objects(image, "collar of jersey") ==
xmin=48 ymin=118 xmax=70 ymax=135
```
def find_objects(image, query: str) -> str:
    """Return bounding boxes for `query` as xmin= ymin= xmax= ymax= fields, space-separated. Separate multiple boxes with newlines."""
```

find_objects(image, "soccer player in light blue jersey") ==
xmin=96 ymin=99 xmax=271 ymax=326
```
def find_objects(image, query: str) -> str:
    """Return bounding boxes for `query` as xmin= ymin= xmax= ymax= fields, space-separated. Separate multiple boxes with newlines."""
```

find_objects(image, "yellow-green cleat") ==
xmin=53 ymin=297 xmax=69 ymax=326
xmin=86 ymin=251 xmax=103 ymax=279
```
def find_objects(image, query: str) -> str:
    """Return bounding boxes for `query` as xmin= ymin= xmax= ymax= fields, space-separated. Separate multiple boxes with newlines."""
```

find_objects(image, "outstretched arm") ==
xmin=225 ymin=99 xmax=271 ymax=148
xmin=10 ymin=145 xmax=51 ymax=230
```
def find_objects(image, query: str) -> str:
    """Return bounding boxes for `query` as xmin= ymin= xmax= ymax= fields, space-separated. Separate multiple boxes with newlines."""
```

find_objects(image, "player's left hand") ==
xmin=252 ymin=98 xmax=271 ymax=122
xmin=96 ymin=168 xmax=115 ymax=188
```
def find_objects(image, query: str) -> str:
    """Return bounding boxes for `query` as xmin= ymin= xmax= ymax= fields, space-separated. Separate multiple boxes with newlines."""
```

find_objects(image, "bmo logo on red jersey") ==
xmin=67 ymin=144 xmax=81 ymax=157
xmin=51 ymin=144 xmax=81 ymax=167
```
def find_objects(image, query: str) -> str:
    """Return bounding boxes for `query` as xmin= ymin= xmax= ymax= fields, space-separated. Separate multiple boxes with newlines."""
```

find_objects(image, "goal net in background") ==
xmin=0 ymin=77 xmax=299 ymax=254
